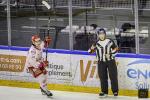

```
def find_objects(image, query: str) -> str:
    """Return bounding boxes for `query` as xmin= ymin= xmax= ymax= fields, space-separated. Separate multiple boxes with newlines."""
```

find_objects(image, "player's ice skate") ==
xmin=40 ymin=87 xmax=53 ymax=97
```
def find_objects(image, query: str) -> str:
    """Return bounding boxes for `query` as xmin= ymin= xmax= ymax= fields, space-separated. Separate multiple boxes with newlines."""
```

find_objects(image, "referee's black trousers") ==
xmin=98 ymin=59 xmax=118 ymax=94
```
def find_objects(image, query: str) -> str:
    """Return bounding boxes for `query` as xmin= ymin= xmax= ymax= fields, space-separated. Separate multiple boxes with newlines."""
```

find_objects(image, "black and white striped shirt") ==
xmin=89 ymin=39 xmax=118 ymax=62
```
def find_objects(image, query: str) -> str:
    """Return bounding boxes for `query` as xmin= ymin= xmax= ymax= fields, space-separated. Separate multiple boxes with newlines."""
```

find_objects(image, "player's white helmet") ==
xmin=31 ymin=35 xmax=42 ymax=47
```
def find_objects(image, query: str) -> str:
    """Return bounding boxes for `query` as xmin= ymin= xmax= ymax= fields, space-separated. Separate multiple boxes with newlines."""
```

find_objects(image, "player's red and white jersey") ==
xmin=25 ymin=41 xmax=45 ymax=69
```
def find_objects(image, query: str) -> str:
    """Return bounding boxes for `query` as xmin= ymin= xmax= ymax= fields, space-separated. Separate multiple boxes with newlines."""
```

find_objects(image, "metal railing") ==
xmin=1 ymin=0 xmax=150 ymax=10
xmin=94 ymin=0 xmax=133 ymax=9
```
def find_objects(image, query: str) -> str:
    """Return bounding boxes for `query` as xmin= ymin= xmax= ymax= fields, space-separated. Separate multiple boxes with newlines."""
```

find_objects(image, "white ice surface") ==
xmin=0 ymin=86 xmax=149 ymax=100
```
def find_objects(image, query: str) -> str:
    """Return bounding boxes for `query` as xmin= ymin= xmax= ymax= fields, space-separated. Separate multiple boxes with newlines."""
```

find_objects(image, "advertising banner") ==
xmin=0 ymin=48 xmax=150 ymax=91
xmin=0 ymin=54 xmax=26 ymax=72
xmin=46 ymin=53 xmax=72 ymax=84
xmin=117 ymin=57 xmax=150 ymax=90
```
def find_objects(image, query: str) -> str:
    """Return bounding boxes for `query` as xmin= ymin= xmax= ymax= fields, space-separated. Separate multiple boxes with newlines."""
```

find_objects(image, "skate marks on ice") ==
xmin=0 ymin=86 xmax=143 ymax=100
xmin=0 ymin=86 xmax=57 ymax=100
xmin=97 ymin=95 xmax=139 ymax=100
xmin=0 ymin=86 xmax=95 ymax=100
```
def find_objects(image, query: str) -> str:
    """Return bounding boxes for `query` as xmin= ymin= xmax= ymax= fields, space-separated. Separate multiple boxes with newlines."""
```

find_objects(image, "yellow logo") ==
xmin=80 ymin=60 xmax=119 ymax=82
xmin=80 ymin=60 xmax=99 ymax=82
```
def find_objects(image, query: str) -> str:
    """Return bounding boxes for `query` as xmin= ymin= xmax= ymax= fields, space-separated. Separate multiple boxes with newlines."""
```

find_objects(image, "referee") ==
xmin=88 ymin=28 xmax=119 ymax=97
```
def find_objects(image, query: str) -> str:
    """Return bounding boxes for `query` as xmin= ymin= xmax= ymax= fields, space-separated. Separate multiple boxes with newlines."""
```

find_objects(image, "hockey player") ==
xmin=25 ymin=34 xmax=53 ymax=97
xmin=88 ymin=28 xmax=119 ymax=97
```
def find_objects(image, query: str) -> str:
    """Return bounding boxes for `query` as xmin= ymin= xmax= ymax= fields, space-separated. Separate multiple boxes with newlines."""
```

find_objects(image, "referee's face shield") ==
xmin=97 ymin=30 xmax=106 ymax=41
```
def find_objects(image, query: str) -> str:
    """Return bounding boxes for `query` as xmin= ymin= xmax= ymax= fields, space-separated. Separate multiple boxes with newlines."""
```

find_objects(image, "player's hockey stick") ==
xmin=45 ymin=16 xmax=50 ymax=61
xmin=42 ymin=0 xmax=51 ymax=61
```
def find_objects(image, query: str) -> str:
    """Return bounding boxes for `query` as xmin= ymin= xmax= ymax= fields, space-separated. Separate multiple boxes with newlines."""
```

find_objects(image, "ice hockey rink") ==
xmin=0 ymin=86 xmax=145 ymax=100
xmin=1 ymin=0 xmax=150 ymax=100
